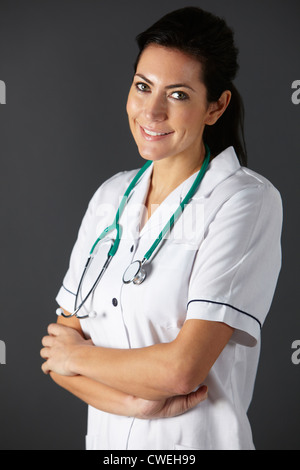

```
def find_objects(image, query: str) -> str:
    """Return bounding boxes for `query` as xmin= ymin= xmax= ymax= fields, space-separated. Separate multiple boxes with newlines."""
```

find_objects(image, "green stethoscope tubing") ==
xmin=91 ymin=143 xmax=211 ymax=260
xmin=143 ymin=144 xmax=211 ymax=261
xmin=89 ymin=158 xmax=153 ymax=258
xmin=60 ymin=144 xmax=211 ymax=319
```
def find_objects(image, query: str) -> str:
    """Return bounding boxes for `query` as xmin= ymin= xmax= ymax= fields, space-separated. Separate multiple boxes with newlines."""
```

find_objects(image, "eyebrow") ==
xmin=134 ymin=73 xmax=196 ymax=92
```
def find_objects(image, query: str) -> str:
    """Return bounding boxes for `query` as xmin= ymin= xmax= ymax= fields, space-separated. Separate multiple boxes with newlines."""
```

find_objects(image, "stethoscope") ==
xmin=56 ymin=144 xmax=211 ymax=319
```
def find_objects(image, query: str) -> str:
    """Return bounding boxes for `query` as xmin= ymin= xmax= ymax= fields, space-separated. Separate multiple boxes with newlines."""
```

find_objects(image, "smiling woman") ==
xmin=41 ymin=7 xmax=282 ymax=450
xmin=133 ymin=7 xmax=247 ymax=166
xmin=126 ymin=44 xmax=231 ymax=223
xmin=127 ymin=45 xmax=230 ymax=164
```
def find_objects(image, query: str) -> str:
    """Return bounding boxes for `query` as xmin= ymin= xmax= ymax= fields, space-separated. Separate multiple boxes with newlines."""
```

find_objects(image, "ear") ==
xmin=205 ymin=90 xmax=232 ymax=126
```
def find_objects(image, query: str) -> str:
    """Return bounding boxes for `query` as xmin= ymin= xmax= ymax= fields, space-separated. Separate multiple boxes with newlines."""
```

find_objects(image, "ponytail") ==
xmin=204 ymin=84 xmax=247 ymax=166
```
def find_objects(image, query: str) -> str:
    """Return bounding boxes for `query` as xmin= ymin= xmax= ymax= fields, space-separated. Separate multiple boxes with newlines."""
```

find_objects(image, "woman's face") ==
xmin=126 ymin=44 xmax=214 ymax=164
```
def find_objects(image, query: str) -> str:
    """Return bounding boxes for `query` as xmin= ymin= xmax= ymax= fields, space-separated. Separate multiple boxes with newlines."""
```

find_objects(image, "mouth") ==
xmin=139 ymin=124 xmax=174 ymax=141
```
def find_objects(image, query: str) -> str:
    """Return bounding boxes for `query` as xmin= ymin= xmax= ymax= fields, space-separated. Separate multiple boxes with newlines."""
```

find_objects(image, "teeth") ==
xmin=144 ymin=128 xmax=168 ymax=136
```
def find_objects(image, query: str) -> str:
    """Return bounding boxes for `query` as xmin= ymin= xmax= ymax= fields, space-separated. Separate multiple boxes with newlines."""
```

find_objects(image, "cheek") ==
xmin=126 ymin=90 xmax=140 ymax=121
xmin=126 ymin=93 xmax=141 ymax=142
xmin=178 ymin=108 xmax=207 ymax=136
xmin=126 ymin=96 xmax=132 ymax=119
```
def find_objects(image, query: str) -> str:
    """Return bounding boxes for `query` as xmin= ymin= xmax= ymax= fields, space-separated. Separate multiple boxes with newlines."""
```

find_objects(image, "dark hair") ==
xmin=134 ymin=7 xmax=247 ymax=166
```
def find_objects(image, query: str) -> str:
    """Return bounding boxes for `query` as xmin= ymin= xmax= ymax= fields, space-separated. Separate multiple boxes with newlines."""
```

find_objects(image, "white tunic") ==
xmin=56 ymin=147 xmax=282 ymax=450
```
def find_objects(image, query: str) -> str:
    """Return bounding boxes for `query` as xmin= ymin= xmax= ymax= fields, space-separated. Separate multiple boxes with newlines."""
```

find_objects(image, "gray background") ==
xmin=0 ymin=0 xmax=299 ymax=450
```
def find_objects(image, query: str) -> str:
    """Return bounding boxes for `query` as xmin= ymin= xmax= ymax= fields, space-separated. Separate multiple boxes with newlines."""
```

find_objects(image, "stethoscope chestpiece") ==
xmin=123 ymin=260 xmax=147 ymax=285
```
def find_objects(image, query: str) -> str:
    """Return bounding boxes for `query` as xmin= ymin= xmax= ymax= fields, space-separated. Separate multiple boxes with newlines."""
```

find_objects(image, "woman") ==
xmin=40 ymin=7 xmax=282 ymax=450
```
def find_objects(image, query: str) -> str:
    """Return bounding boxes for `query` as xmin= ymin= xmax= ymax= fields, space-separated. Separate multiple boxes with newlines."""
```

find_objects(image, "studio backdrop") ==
xmin=0 ymin=0 xmax=299 ymax=450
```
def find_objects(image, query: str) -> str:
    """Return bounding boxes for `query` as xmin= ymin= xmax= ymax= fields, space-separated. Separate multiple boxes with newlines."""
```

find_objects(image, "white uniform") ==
xmin=56 ymin=147 xmax=282 ymax=450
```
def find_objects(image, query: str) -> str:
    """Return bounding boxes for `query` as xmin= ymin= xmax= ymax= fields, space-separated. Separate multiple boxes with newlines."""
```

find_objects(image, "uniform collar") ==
xmin=180 ymin=146 xmax=241 ymax=200
xmin=122 ymin=146 xmax=241 ymax=239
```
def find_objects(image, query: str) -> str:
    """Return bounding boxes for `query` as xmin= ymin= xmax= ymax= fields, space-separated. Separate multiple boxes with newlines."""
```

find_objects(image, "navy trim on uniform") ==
xmin=62 ymin=284 xmax=76 ymax=296
xmin=187 ymin=299 xmax=262 ymax=329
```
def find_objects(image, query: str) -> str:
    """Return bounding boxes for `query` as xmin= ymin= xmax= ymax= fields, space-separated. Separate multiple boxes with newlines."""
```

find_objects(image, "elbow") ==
xmin=166 ymin=362 xmax=207 ymax=397
xmin=152 ymin=341 xmax=209 ymax=398
xmin=173 ymin=374 xmax=205 ymax=397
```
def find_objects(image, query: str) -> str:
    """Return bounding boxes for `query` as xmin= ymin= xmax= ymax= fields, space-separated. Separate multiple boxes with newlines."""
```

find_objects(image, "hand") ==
xmin=132 ymin=385 xmax=208 ymax=420
xmin=40 ymin=323 xmax=92 ymax=376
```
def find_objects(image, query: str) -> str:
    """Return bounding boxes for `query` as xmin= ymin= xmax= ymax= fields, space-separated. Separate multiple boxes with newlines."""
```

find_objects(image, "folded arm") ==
xmin=41 ymin=311 xmax=208 ymax=418
xmin=41 ymin=310 xmax=233 ymax=401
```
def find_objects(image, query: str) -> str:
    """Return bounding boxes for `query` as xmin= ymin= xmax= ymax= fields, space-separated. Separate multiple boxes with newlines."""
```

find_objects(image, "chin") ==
xmin=137 ymin=146 xmax=172 ymax=162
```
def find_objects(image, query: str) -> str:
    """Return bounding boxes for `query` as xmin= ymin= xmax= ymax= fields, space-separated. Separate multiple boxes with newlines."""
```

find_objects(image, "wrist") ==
xmin=123 ymin=394 xmax=144 ymax=419
xmin=67 ymin=343 xmax=89 ymax=376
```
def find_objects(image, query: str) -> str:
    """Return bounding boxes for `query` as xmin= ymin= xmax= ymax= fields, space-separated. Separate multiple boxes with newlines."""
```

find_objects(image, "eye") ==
xmin=170 ymin=91 xmax=189 ymax=101
xmin=135 ymin=82 xmax=150 ymax=93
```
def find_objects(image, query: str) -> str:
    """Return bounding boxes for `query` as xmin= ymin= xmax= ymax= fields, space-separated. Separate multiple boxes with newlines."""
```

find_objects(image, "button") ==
xmin=112 ymin=298 xmax=118 ymax=307
xmin=130 ymin=245 xmax=134 ymax=252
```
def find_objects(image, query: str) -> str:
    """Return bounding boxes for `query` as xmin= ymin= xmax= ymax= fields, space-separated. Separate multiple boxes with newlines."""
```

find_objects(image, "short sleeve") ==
xmin=55 ymin=188 xmax=101 ymax=314
xmin=55 ymin=171 xmax=127 ymax=315
xmin=186 ymin=183 xmax=283 ymax=347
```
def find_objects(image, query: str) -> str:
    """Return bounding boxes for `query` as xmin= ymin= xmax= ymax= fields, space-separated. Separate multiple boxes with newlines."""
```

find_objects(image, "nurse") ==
xmin=40 ymin=7 xmax=282 ymax=450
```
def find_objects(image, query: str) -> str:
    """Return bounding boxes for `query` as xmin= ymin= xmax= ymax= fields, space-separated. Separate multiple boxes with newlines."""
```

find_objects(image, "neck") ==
xmin=140 ymin=143 xmax=207 ymax=231
xmin=149 ymin=142 xmax=206 ymax=199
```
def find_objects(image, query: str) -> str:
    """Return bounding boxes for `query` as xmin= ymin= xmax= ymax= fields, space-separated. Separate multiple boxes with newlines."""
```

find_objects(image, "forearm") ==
xmin=68 ymin=342 xmax=184 ymax=401
xmin=43 ymin=319 xmax=233 ymax=402
xmin=49 ymin=372 xmax=209 ymax=423
xmin=50 ymin=371 xmax=137 ymax=417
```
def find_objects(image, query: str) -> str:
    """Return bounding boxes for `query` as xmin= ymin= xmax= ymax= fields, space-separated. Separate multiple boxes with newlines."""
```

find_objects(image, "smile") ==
xmin=139 ymin=125 xmax=174 ymax=140
xmin=144 ymin=128 xmax=170 ymax=136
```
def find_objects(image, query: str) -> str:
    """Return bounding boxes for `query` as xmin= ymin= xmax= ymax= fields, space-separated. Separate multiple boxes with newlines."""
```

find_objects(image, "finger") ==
xmin=41 ymin=335 xmax=53 ymax=347
xmin=41 ymin=360 xmax=51 ymax=375
xmin=48 ymin=322 xmax=76 ymax=337
xmin=186 ymin=385 xmax=208 ymax=409
xmin=40 ymin=347 xmax=50 ymax=359
xmin=195 ymin=385 xmax=208 ymax=400
xmin=198 ymin=384 xmax=208 ymax=397
xmin=47 ymin=323 xmax=66 ymax=336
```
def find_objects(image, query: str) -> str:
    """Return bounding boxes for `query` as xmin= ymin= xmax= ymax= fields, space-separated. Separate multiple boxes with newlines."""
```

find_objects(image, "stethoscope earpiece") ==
xmin=88 ymin=310 xmax=97 ymax=319
xmin=56 ymin=307 xmax=97 ymax=319
xmin=56 ymin=307 xmax=64 ymax=316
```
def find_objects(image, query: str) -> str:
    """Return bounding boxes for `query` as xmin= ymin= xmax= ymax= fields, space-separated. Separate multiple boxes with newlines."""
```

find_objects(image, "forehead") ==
xmin=136 ymin=44 xmax=203 ymax=85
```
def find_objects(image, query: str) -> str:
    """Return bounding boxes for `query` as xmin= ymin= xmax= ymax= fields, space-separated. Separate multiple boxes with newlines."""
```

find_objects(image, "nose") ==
xmin=144 ymin=93 xmax=167 ymax=122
